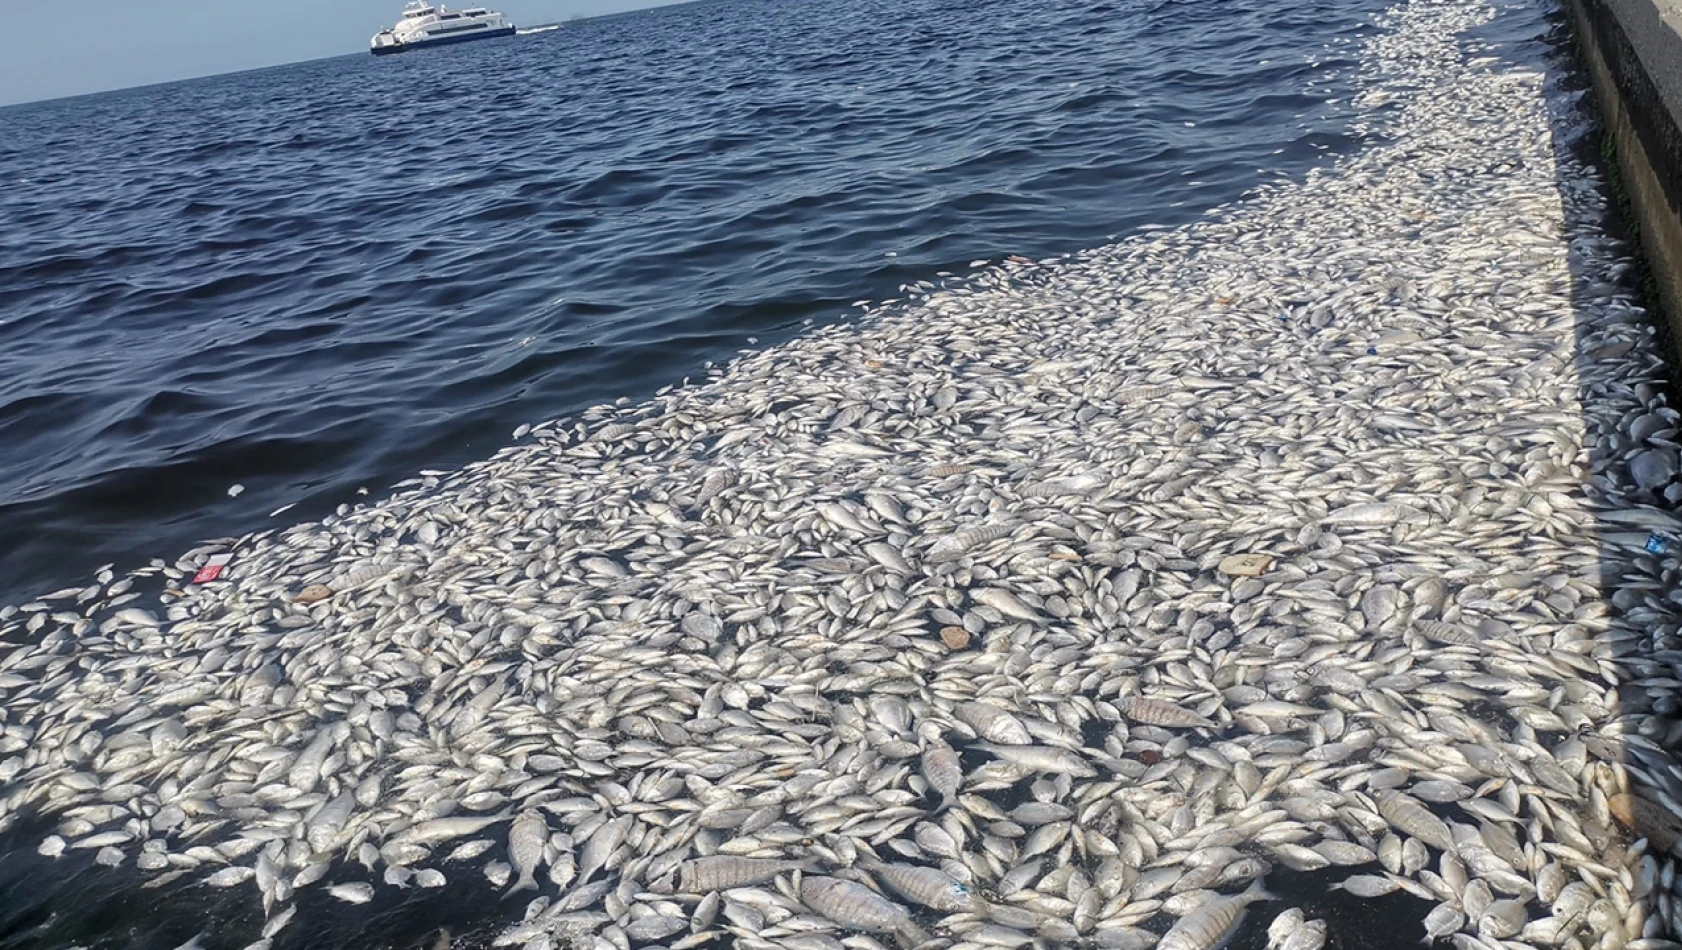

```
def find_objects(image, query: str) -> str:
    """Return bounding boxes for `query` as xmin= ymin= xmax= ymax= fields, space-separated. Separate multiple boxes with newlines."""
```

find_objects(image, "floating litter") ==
xmin=1217 ymin=553 xmax=1274 ymax=576
xmin=293 ymin=584 xmax=333 ymax=605
xmin=190 ymin=553 xmax=232 ymax=585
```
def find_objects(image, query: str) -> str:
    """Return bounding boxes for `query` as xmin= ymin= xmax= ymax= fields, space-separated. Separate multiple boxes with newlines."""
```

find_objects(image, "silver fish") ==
xmin=327 ymin=883 xmax=374 ymax=904
xmin=677 ymin=855 xmax=815 ymax=893
xmin=864 ymin=860 xmax=978 ymax=912
xmin=577 ymin=815 xmax=630 ymax=882
xmin=1267 ymin=908 xmax=1304 ymax=950
xmin=1279 ymin=919 xmax=1327 ymax=950
xmin=920 ymin=739 xmax=963 ymax=808
xmin=955 ymin=701 xmax=1033 ymax=744
xmin=799 ymin=876 xmax=924 ymax=940
xmin=1116 ymin=696 xmax=1216 ymax=729
xmin=505 ymin=810 xmax=548 ymax=895
xmin=1158 ymin=880 xmax=1273 ymax=950
xmin=972 ymin=742 xmax=1096 ymax=776
xmin=1375 ymin=791 xmax=1453 ymax=851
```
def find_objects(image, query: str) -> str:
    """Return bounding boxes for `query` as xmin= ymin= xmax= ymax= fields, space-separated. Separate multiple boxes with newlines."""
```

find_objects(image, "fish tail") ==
xmin=502 ymin=874 xmax=537 ymax=898
xmin=893 ymin=921 xmax=934 ymax=950
xmin=789 ymin=854 xmax=826 ymax=880
xmin=1245 ymin=878 xmax=1277 ymax=902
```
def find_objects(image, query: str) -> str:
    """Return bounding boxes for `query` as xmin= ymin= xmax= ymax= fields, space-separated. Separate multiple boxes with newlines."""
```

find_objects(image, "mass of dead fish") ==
xmin=1 ymin=1 xmax=1680 ymax=949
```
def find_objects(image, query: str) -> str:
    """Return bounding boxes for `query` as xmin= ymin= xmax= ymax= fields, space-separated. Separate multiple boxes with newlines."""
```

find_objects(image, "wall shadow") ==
xmin=1499 ymin=0 xmax=1682 ymax=940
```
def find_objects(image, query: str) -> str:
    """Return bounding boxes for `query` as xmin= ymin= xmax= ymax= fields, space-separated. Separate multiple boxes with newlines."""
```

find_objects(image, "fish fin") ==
xmin=1246 ymin=879 xmax=1277 ymax=901
xmin=893 ymin=922 xmax=934 ymax=950
xmin=502 ymin=874 xmax=537 ymax=898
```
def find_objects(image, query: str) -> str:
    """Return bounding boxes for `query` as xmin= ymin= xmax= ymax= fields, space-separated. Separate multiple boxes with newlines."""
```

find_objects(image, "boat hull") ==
xmin=370 ymin=24 xmax=516 ymax=54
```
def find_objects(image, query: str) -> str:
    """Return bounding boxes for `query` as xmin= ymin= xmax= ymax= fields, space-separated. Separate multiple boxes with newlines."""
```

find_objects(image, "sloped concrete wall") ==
xmin=1567 ymin=0 xmax=1682 ymax=360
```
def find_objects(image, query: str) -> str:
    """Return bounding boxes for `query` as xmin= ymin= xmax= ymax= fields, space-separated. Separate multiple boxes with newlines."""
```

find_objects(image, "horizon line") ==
xmin=0 ymin=0 xmax=704 ymax=111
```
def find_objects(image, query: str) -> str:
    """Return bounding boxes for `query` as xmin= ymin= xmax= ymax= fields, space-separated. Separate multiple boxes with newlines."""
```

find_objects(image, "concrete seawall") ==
xmin=1568 ymin=0 xmax=1682 ymax=355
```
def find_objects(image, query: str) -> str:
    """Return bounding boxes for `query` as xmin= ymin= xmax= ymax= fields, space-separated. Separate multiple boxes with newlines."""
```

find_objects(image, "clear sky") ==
xmin=0 ymin=0 xmax=682 ymax=107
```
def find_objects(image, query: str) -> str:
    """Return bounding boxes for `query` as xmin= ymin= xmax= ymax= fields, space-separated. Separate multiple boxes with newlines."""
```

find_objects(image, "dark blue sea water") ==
xmin=0 ymin=0 xmax=1382 ymax=604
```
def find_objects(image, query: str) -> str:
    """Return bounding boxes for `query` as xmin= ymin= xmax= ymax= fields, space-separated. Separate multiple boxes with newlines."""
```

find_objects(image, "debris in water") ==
xmin=191 ymin=553 xmax=232 ymax=585
xmin=293 ymin=584 xmax=333 ymax=605
xmin=1217 ymin=553 xmax=1273 ymax=576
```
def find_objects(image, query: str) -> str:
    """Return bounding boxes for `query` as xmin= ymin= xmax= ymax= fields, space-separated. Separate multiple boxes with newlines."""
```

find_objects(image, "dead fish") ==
xmin=972 ymin=588 xmax=1045 ymax=622
xmin=927 ymin=523 xmax=1016 ymax=561
xmin=863 ymin=859 xmax=978 ymax=912
xmin=505 ymin=810 xmax=548 ymax=895
xmin=864 ymin=542 xmax=913 ymax=573
xmin=955 ymin=701 xmax=1033 ymax=744
xmin=205 ymin=867 xmax=255 ymax=888
xmin=678 ymin=855 xmax=816 ymax=892
xmin=1116 ymin=696 xmax=1216 ymax=729
xmin=327 ymin=883 xmax=375 ymax=904
xmin=1477 ymin=899 xmax=1527 ymax=939
xmin=1267 ymin=908 xmax=1305 ymax=950
xmin=395 ymin=812 xmax=512 ymax=847
xmin=1321 ymin=502 xmax=1428 ymax=527
xmin=578 ymin=815 xmax=631 ymax=882
xmin=1415 ymin=620 xmax=1478 ymax=646
xmin=1375 ymin=791 xmax=1453 ymax=851
xmin=800 ymin=876 xmax=928 ymax=942
xmin=1279 ymin=919 xmax=1327 ymax=950
xmin=920 ymin=740 xmax=963 ymax=808
xmin=1422 ymin=904 xmax=1466 ymax=943
xmin=973 ymin=742 xmax=1096 ymax=776
xmin=1331 ymin=874 xmax=1399 ymax=897
xmin=1158 ymin=880 xmax=1273 ymax=950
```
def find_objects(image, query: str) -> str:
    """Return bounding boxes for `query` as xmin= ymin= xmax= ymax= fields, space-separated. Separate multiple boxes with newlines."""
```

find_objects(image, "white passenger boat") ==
xmin=371 ymin=1 xmax=516 ymax=55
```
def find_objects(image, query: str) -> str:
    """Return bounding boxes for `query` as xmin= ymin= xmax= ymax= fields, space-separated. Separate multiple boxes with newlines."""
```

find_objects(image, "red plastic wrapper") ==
xmin=192 ymin=553 xmax=233 ymax=585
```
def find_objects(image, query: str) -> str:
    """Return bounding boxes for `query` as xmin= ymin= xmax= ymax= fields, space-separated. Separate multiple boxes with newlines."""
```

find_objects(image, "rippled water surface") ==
xmin=0 ymin=0 xmax=1381 ymax=601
